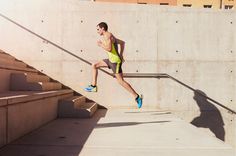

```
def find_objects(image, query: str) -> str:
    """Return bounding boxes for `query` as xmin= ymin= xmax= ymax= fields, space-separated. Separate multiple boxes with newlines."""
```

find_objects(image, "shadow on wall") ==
xmin=191 ymin=89 xmax=225 ymax=141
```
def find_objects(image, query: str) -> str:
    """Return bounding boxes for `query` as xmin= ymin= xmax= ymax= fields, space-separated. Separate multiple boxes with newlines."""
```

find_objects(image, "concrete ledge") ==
xmin=0 ymin=89 xmax=73 ymax=105
xmin=0 ymin=89 xmax=74 ymax=147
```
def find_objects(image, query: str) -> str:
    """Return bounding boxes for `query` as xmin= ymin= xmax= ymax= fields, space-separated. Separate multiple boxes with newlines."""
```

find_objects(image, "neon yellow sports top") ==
xmin=107 ymin=43 xmax=121 ymax=63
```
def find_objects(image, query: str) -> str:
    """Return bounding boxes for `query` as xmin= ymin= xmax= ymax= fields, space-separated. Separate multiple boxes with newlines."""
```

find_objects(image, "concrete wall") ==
xmin=0 ymin=0 xmax=160 ymax=109
xmin=0 ymin=91 xmax=73 ymax=147
xmin=0 ymin=107 xmax=7 ymax=147
xmin=0 ymin=0 xmax=235 ymax=147
xmin=0 ymin=69 xmax=12 ymax=92
xmin=7 ymin=93 xmax=72 ymax=143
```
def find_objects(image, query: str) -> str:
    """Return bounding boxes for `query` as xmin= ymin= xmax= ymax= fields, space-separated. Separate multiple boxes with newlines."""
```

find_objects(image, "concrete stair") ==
xmin=0 ymin=89 xmax=74 ymax=147
xmin=0 ymin=49 xmax=98 ymax=149
xmin=0 ymin=51 xmax=37 ymax=73
xmin=58 ymin=95 xmax=98 ymax=118
xmin=0 ymin=51 xmax=29 ymax=68
xmin=10 ymin=73 xmax=50 ymax=82
xmin=0 ymin=57 xmax=27 ymax=68
xmin=10 ymin=73 xmax=62 ymax=91
xmin=0 ymin=51 xmax=16 ymax=61
xmin=0 ymin=63 xmax=38 ymax=73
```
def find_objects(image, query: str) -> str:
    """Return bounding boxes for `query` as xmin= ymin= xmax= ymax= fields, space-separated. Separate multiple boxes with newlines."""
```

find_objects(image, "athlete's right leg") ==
xmin=92 ymin=60 xmax=108 ymax=86
xmin=85 ymin=60 xmax=108 ymax=92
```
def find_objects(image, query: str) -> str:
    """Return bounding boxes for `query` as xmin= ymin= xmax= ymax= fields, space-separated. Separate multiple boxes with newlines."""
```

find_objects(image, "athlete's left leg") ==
xmin=115 ymin=73 xmax=138 ymax=98
xmin=115 ymin=73 xmax=142 ymax=108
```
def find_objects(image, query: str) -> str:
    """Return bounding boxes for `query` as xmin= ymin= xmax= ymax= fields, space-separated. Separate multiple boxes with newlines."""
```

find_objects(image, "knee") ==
xmin=92 ymin=63 xmax=97 ymax=69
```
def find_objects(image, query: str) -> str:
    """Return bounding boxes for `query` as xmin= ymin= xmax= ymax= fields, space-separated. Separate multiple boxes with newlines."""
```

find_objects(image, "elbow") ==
xmin=122 ymin=41 xmax=125 ymax=46
xmin=107 ymin=47 xmax=112 ymax=52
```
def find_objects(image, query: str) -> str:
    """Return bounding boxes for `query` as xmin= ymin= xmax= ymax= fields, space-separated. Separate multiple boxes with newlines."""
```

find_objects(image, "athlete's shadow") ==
xmin=191 ymin=90 xmax=225 ymax=141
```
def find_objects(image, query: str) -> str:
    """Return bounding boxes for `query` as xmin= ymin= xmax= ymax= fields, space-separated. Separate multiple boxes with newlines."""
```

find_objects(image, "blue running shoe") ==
xmin=135 ymin=95 xmax=143 ymax=108
xmin=84 ymin=85 xmax=97 ymax=92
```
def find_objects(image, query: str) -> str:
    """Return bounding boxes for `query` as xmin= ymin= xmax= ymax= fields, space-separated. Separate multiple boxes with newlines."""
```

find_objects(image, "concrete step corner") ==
xmin=58 ymin=95 xmax=97 ymax=118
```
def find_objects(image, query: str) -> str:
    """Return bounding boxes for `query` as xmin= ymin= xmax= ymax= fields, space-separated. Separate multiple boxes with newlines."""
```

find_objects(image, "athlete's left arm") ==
xmin=115 ymin=37 xmax=125 ymax=62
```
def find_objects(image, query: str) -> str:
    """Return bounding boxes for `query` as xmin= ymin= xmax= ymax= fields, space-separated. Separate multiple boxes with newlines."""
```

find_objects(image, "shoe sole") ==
xmin=84 ymin=89 xmax=97 ymax=92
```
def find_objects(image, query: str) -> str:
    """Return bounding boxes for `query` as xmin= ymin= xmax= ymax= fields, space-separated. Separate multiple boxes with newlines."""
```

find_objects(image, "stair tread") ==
xmin=61 ymin=95 xmax=84 ymax=102
xmin=58 ymin=101 xmax=97 ymax=118
xmin=79 ymin=102 xmax=97 ymax=110
xmin=11 ymin=73 xmax=50 ymax=82
xmin=0 ymin=52 xmax=15 ymax=60
xmin=34 ymin=82 xmax=61 ymax=85
xmin=10 ymin=73 xmax=61 ymax=91
xmin=0 ymin=57 xmax=27 ymax=68
xmin=0 ymin=89 xmax=73 ymax=106
xmin=26 ymin=73 xmax=50 ymax=82
xmin=0 ymin=64 xmax=37 ymax=73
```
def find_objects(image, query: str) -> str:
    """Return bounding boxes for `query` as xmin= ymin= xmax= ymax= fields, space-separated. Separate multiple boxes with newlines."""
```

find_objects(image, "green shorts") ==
xmin=103 ymin=59 xmax=122 ymax=74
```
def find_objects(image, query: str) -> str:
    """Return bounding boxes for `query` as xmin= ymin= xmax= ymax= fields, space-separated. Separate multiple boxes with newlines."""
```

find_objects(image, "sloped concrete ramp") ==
xmin=0 ymin=109 xmax=235 ymax=156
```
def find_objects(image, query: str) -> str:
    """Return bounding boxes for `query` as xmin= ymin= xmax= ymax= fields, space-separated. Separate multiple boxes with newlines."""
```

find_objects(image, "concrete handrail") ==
xmin=0 ymin=12 xmax=235 ymax=115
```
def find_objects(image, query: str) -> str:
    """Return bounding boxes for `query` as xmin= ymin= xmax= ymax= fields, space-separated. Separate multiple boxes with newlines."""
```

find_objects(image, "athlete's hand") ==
xmin=97 ymin=40 xmax=102 ymax=47
xmin=121 ymin=56 xmax=125 ymax=63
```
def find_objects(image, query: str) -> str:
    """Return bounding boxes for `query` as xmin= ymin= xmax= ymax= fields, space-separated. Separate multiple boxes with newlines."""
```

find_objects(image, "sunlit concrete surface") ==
xmin=0 ymin=109 xmax=234 ymax=156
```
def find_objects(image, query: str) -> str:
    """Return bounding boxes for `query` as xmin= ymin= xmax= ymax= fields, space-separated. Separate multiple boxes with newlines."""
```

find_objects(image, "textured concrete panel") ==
xmin=0 ymin=107 xmax=7 ymax=148
xmin=0 ymin=69 xmax=19 ymax=92
xmin=7 ymin=93 xmax=72 ymax=143
xmin=0 ymin=1 xmax=235 ymax=109
xmin=0 ymin=0 xmax=235 ymax=147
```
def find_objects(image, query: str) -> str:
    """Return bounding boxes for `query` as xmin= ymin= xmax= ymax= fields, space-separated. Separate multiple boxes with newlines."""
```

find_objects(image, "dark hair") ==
xmin=97 ymin=22 xmax=108 ymax=31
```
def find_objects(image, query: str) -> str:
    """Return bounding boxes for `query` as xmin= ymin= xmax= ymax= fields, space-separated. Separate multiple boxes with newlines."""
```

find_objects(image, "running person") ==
xmin=84 ymin=22 xmax=142 ymax=108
